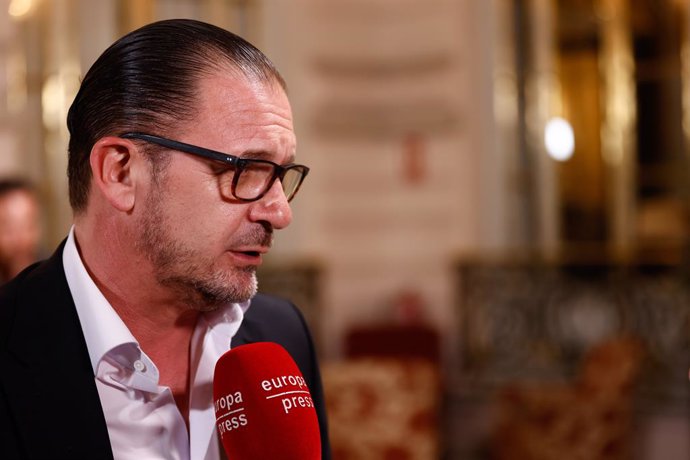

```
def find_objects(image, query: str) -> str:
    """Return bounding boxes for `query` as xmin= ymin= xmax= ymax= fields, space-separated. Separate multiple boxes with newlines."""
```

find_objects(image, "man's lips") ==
xmin=228 ymin=247 xmax=269 ymax=264
xmin=233 ymin=246 xmax=269 ymax=256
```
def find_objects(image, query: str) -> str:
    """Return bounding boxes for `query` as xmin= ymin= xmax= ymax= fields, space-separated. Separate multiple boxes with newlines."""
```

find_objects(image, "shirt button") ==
xmin=133 ymin=360 xmax=146 ymax=373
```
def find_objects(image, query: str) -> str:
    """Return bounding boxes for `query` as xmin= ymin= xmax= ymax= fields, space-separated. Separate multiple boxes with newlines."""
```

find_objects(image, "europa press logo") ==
xmin=214 ymin=390 xmax=248 ymax=436
xmin=213 ymin=372 xmax=315 ymax=437
xmin=212 ymin=342 xmax=322 ymax=459
xmin=261 ymin=373 xmax=314 ymax=414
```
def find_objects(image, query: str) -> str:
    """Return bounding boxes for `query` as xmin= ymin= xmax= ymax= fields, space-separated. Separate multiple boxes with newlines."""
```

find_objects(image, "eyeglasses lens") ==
xmin=232 ymin=162 xmax=273 ymax=200
xmin=281 ymin=168 xmax=304 ymax=201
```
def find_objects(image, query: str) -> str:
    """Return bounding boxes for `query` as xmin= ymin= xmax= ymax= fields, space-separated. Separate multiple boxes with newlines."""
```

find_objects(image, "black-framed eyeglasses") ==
xmin=120 ymin=132 xmax=309 ymax=202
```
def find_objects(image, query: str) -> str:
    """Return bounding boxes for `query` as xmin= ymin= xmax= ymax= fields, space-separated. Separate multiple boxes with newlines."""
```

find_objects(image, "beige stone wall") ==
xmin=260 ymin=0 xmax=494 ymax=359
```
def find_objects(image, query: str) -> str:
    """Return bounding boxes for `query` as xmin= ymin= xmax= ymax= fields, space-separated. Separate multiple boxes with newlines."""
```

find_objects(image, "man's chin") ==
xmin=195 ymin=273 xmax=257 ymax=309
xmin=159 ymin=270 xmax=257 ymax=311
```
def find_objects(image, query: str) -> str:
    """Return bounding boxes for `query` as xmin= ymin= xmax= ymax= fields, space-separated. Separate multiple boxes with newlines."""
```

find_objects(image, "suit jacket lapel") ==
xmin=1 ymin=243 xmax=113 ymax=459
xmin=231 ymin=301 xmax=264 ymax=348
xmin=230 ymin=325 xmax=251 ymax=348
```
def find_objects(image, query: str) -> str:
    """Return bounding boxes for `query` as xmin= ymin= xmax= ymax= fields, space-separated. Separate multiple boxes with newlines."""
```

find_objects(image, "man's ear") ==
xmin=89 ymin=136 xmax=140 ymax=212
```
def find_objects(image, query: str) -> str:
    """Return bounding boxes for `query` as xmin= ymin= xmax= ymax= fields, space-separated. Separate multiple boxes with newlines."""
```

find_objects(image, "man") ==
xmin=0 ymin=179 xmax=42 ymax=283
xmin=0 ymin=19 xmax=330 ymax=459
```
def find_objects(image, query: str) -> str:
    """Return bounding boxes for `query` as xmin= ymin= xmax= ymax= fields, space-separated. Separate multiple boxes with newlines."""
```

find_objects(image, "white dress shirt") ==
xmin=62 ymin=228 xmax=249 ymax=460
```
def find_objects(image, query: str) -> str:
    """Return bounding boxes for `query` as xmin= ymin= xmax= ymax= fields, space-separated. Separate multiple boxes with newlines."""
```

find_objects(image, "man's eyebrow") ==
xmin=240 ymin=149 xmax=296 ymax=164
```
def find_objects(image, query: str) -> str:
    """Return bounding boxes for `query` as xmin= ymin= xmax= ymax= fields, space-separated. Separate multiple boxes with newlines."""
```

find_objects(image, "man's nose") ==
xmin=247 ymin=180 xmax=293 ymax=229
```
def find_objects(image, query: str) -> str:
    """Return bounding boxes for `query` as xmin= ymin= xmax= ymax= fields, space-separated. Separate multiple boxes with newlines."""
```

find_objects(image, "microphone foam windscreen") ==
xmin=213 ymin=342 xmax=321 ymax=460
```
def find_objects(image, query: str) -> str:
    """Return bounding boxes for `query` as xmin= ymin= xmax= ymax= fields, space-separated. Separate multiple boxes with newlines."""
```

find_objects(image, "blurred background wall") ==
xmin=1 ymin=0 xmax=689 ymax=458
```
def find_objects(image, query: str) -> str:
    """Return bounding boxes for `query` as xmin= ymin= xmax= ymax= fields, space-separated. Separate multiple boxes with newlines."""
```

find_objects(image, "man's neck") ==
xmin=73 ymin=219 xmax=200 ymax=426
xmin=135 ymin=310 xmax=198 ymax=429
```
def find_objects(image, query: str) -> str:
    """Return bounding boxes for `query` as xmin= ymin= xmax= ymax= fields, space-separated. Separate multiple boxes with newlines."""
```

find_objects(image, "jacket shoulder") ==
xmin=241 ymin=293 xmax=313 ymax=346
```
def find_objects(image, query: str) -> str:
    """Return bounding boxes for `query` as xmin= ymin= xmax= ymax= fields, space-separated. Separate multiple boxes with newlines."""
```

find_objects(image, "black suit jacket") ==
xmin=0 ymin=244 xmax=330 ymax=459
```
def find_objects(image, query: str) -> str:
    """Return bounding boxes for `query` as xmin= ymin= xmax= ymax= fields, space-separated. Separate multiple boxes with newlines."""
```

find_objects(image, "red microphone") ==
xmin=213 ymin=342 xmax=321 ymax=460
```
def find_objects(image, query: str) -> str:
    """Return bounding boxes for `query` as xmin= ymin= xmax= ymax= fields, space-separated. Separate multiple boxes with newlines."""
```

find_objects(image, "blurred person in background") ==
xmin=0 ymin=178 xmax=42 ymax=283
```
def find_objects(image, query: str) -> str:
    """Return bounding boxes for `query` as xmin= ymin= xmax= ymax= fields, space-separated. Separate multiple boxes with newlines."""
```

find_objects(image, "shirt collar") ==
xmin=62 ymin=227 xmax=137 ymax=374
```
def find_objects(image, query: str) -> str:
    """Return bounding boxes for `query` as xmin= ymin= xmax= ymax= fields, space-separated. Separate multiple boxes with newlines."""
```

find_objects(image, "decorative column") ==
xmin=598 ymin=0 xmax=637 ymax=258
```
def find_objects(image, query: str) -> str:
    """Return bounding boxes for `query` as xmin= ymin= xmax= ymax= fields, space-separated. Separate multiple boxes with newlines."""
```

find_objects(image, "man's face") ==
xmin=134 ymin=72 xmax=297 ymax=311
xmin=0 ymin=190 xmax=41 ymax=264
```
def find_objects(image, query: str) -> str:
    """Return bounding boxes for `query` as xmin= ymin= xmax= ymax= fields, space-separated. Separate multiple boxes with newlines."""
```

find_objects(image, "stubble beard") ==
xmin=135 ymin=187 xmax=263 ymax=312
